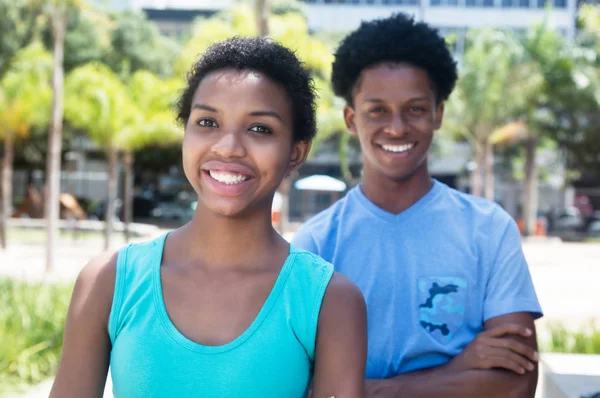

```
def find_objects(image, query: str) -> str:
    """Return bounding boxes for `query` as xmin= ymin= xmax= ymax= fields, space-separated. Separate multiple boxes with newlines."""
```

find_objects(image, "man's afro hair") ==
xmin=331 ymin=13 xmax=458 ymax=105
xmin=176 ymin=36 xmax=317 ymax=142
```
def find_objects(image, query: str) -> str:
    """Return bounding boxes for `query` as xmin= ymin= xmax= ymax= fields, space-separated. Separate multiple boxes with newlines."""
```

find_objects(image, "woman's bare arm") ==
xmin=312 ymin=273 xmax=367 ymax=398
xmin=49 ymin=251 xmax=117 ymax=398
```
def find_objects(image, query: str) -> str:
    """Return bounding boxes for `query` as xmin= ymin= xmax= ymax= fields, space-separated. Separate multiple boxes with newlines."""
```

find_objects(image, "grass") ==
xmin=542 ymin=322 xmax=600 ymax=355
xmin=0 ymin=279 xmax=73 ymax=394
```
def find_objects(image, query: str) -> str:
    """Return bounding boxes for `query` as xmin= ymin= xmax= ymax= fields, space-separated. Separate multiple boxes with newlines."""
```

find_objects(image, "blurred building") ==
xmin=135 ymin=0 xmax=234 ymax=39
xmin=86 ymin=0 xmax=233 ymax=40
xmin=299 ymin=0 xmax=578 ymax=53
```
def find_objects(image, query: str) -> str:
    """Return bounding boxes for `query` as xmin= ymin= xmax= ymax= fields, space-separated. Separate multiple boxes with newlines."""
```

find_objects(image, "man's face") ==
xmin=344 ymin=63 xmax=444 ymax=183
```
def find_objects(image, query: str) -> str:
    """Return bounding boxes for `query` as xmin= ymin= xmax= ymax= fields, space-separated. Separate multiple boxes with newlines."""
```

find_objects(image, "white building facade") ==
xmin=300 ymin=0 xmax=577 ymax=44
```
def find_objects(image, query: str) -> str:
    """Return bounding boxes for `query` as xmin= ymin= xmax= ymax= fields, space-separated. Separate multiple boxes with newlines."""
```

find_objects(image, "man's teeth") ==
xmin=382 ymin=143 xmax=415 ymax=153
xmin=209 ymin=170 xmax=250 ymax=185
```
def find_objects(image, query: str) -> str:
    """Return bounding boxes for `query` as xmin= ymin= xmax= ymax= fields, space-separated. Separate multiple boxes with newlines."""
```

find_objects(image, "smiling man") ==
xmin=293 ymin=13 xmax=543 ymax=397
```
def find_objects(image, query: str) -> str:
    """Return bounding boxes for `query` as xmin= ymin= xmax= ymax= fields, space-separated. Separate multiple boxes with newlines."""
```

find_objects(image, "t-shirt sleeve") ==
xmin=483 ymin=213 xmax=543 ymax=322
xmin=291 ymin=223 xmax=320 ymax=255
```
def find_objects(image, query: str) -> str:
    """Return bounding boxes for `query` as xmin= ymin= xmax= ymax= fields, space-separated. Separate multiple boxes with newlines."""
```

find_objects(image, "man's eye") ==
xmin=370 ymin=107 xmax=385 ymax=114
xmin=411 ymin=107 xmax=426 ymax=113
xmin=249 ymin=125 xmax=272 ymax=134
xmin=197 ymin=119 xmax=218 ymax=127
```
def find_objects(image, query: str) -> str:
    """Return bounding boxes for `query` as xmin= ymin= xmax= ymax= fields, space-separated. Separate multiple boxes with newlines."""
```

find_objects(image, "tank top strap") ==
xmin=284 ymin=246 xmax=334 ymax=361
xmin=109 ymin=233 xmax=168 ymax=343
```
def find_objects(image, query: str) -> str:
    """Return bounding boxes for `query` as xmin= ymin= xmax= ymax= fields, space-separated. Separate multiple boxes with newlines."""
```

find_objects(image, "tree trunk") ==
xmin=484 ymin=138 xmax=495 ymax=201
xmin=123 ymin=151 xmax=134 ymax=243
xmin=1 ymin=131 xmax=15 ymax=249
xmin=45 ymin=9 xmax=66 ymax=273
xmin=522 ymin=132 xmax=538 ymax=237
xmin=255 ymin=0 xmax=269 ymax=37
xmin=105 ymin=145 xmax=118 ymax=251
xmin=471 ymin=139 xmax=485 ymax=197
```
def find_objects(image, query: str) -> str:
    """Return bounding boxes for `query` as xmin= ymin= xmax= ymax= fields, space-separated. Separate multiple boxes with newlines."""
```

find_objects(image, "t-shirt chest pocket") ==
xmin=417 ymin=276 xmax=468 ymax=344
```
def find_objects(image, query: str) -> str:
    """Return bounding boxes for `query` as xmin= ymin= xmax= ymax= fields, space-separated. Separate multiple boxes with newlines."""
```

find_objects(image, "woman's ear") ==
xmin=286 ymin=140 xmax=311 ymax=177
xmin=434 ymin=102 xmax=445 ymax=130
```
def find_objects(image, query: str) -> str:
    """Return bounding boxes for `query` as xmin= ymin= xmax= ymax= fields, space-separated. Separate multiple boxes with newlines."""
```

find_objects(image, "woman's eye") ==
xmin=197 ymin=119 xmax=218 ymax=128
xmin=249 ymin=125 xmax=272 ymax=134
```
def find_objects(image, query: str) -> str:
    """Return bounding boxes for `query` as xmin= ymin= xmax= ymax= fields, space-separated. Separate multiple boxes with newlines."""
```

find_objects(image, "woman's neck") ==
xmin=173 ymin=204 xmax=287 ymax=270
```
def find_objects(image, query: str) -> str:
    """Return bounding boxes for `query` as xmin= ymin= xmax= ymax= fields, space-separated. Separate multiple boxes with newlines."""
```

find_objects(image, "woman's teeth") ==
xmin=382 ymin=143 xmax=415 ymax=153
xmin=209 ymin=170 xmax=250 ymax=185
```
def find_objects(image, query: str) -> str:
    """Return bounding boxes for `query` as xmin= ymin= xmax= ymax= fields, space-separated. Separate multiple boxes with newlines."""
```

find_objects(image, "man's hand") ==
xmin=447 ymin=323 xmax=539 ymax=375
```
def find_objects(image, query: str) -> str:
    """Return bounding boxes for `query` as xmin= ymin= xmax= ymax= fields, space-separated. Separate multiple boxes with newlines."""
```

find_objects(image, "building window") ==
xmin=431 ymin=0 xmax=459 ymax=5
xmin=502 ymin=0 xmax=532 ymax=7
xmin=303 ymin=0 xmax=417 ymax=3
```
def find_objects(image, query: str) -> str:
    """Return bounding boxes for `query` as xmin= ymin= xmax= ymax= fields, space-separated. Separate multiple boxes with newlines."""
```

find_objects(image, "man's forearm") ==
xmin=366 ymin=365 xmax=537 ymax=398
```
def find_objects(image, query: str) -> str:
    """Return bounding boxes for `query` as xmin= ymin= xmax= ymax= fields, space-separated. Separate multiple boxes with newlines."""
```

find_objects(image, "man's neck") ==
xmin=360 ymin=164 xmax=433 ymax=215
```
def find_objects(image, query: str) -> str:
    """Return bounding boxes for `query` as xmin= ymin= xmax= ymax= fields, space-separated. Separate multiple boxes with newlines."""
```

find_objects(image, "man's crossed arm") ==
xmin=366 ymin=312 xmax=539 ymax=398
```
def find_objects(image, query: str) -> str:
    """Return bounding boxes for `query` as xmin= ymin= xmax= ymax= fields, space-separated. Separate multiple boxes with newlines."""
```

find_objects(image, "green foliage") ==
xmin=0 ymin=279 xmax=73 ymax=393
xmin=64 ymin=62 xmax=134 ymax=147
xmin=121 ymin=70 xmax=182 ymax=150
xmin=0 ymin=42 xmax=53 ymax=139
xmin=543 ymin=322 xmax=600 ymax=355
xmin=64 ymin=63 xmax=182 ymax=151
xmin=107 ymin=11 xmax=181 ymax=78
xmin=175 ymin=4 xmax=332 ymax=79
xmin=42 ymin=3 xmax=111 ymax=72
xmin=445 ymin=29 xmax=517 ymax=142
xmin=0 ymin=0 xmax=44 ymax=78
xmin=535 ymin=7 xmax=600 ymax=178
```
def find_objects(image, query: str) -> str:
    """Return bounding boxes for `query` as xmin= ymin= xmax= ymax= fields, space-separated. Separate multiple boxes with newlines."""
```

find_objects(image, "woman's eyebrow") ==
xmin=192 ymin=103 xmax=218 ymax=112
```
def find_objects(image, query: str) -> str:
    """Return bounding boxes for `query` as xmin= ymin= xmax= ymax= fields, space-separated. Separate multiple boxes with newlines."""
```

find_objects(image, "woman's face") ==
xmin=182 ymin=68 xmax=310 ymax=218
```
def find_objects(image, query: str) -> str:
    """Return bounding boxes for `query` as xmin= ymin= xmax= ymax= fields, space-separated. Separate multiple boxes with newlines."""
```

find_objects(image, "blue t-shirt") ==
xmin=293 ymin=180 xmax=542 ymax=379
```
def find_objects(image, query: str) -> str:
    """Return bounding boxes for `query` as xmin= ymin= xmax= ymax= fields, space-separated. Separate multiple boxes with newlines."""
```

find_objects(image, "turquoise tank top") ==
xmin=108 ymin=233 xmax=334 ymax=397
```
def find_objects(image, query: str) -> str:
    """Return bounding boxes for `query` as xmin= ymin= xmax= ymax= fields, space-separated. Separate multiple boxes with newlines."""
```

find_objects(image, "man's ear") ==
xmin=434 ymin=102 xmax=445 ymax=130
xmin=344 ymin=105 xmax=358 ymax=136
xmin=286 ymin=140 xmax=311 ymax=177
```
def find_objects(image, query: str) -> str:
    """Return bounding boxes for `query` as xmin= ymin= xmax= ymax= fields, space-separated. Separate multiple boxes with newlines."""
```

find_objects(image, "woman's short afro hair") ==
xmin=331 ymin=13 xmax=458 ymax=105
xmin=176 ymin=36 xmax=317 ymax=142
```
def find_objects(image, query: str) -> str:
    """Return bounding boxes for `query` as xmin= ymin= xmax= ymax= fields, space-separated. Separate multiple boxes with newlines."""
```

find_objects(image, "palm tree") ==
xmin=508 ymin=22 xmax=569 ymax=236
xmin=445 ymin=29 xmax=516 ymax=200
xmin=121 ymin=71 xmax=181 ymax=241
xmin=64 ymin=63 xmax=134 ymax=250
xmin=0 ymin=43 xmax=52 ymax=249
xmin=65 ymin=65 xmax=182 ymax=248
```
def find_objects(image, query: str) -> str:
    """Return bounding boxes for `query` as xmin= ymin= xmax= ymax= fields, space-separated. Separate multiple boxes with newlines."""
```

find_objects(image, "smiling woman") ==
xmin=49 ymin=37 xmax=367 ymax=398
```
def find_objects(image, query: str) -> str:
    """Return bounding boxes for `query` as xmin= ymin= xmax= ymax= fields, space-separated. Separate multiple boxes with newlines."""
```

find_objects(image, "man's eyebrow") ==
xmin=364 ymin=98 xmax=384 ymax=103
xmin=249 ymin=111 xmax=282 ymax=121
xmin=363 ymin=96 xmax=432 ymax=103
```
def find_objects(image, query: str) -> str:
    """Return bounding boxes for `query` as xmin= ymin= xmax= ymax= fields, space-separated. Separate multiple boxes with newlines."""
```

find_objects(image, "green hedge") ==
xmin=0 ymin=279 xmax=73 ymax=393
xmin=543 ymin=322 xmax=600 ymax=355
